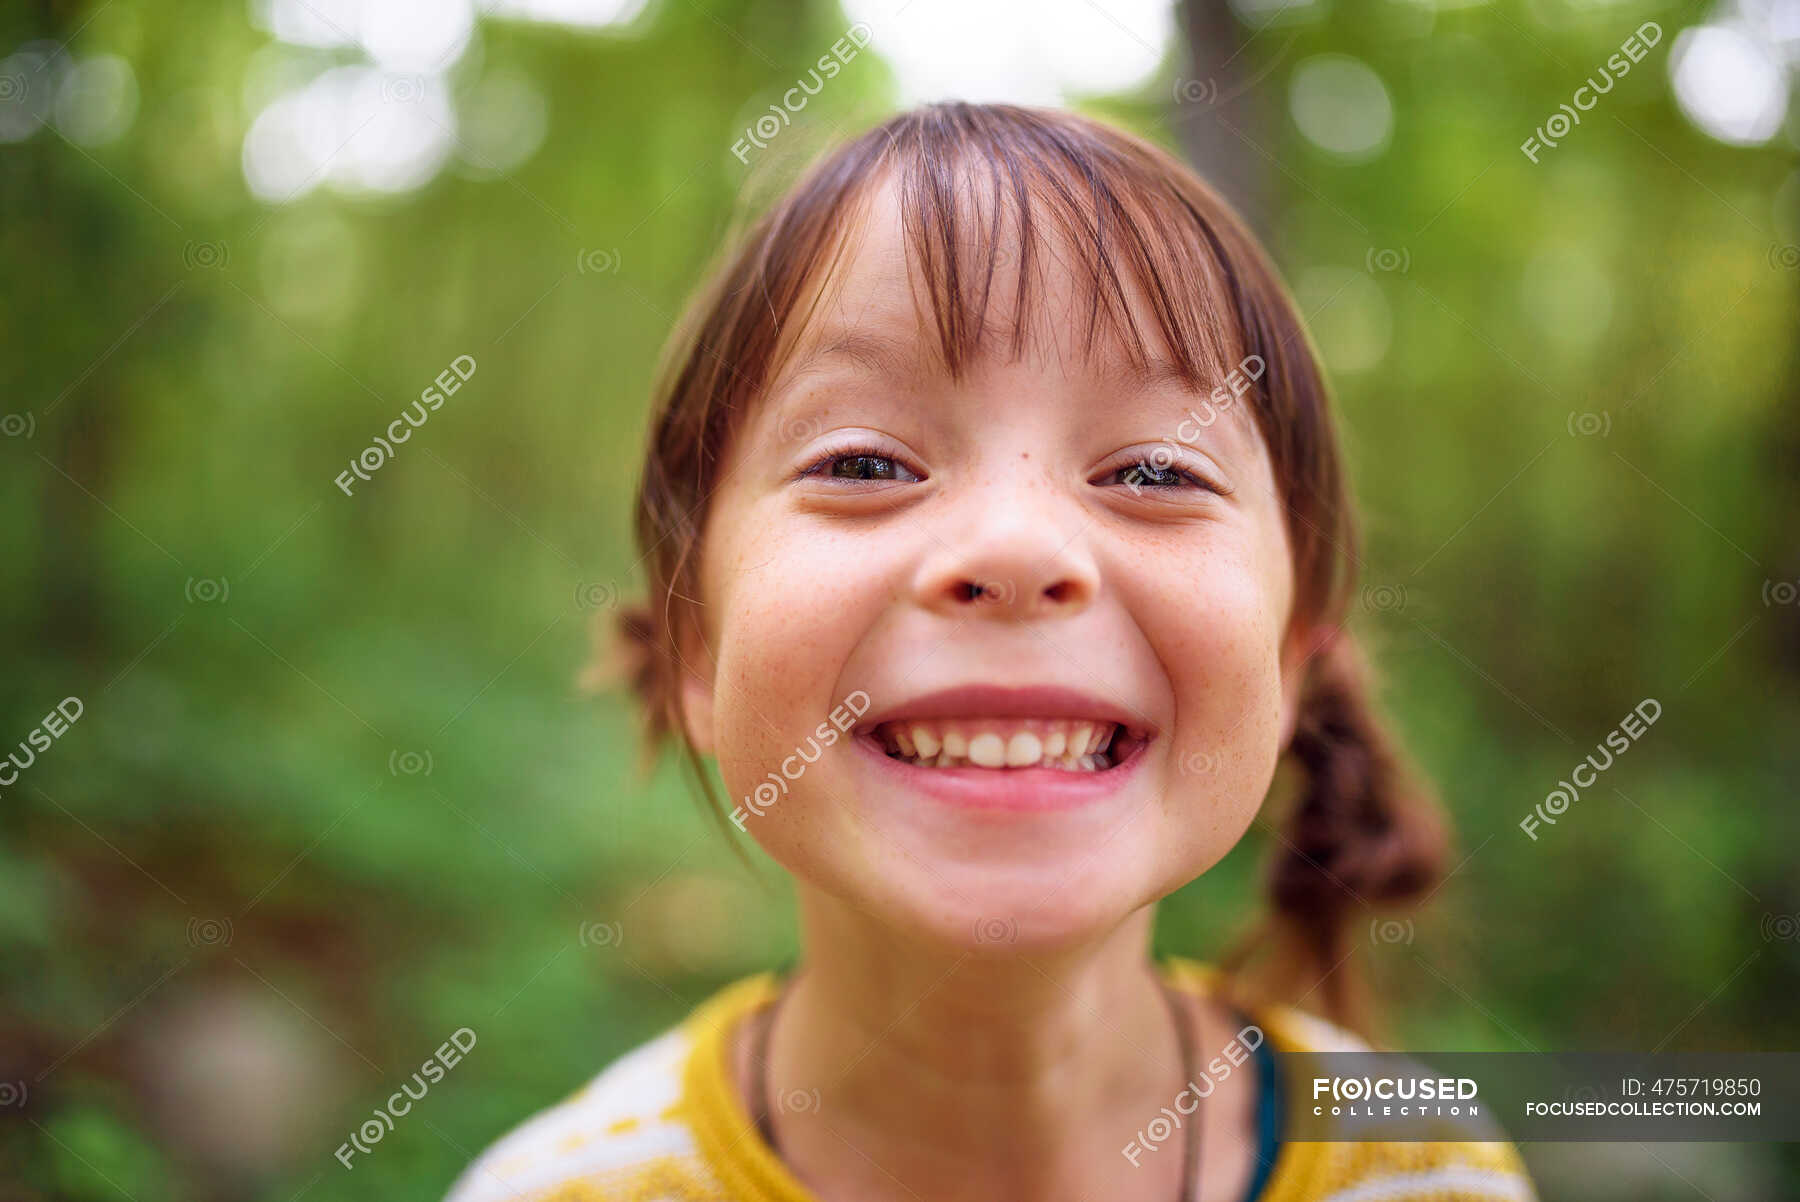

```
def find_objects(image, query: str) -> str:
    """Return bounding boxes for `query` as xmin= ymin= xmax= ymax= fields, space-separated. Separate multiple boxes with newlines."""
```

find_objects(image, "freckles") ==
xmin=713 ymin=538 xmax=874 ymax=747
xmin=1157 ymin=568 xmax=1285 ymax=767
xmin=731 ymin=575 xmax=857 ymax=680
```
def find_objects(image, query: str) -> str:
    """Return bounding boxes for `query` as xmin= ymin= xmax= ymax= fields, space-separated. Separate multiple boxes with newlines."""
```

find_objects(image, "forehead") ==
xmin=765 ymin=174 xmax=1248 ymax=407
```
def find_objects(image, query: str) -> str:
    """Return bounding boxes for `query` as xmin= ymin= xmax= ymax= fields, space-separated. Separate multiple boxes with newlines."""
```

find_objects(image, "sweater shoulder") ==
xmin=442 ymin=1024 xmax=715 ymax=1202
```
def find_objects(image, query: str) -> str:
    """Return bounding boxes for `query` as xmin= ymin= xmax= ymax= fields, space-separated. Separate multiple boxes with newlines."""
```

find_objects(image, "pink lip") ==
xmin=858 ymin=683 xmax=1154 ymax=734
xmin=851 ymin=732 xmax=1149 ymax=813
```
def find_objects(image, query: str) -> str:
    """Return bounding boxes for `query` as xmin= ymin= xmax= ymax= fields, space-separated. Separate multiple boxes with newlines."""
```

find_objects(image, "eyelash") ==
xmin=1097 ymin=455 xmax=1227 ymax=495
xmin=797 ymin=444 xmax=923 ymax=483
xmin=795 ymin=446 xmax=1227 ymax=495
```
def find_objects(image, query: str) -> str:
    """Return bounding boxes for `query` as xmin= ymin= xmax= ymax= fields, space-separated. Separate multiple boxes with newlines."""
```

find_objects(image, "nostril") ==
xmin=936 ymin=574 xmax=1084 ymax=612
xmin=953 ymin=578 xmax=1019 ymax=605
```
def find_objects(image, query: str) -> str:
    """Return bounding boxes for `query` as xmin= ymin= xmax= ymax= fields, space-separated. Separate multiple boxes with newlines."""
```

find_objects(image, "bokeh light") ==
xmin=1288 ymin=53 xmax=1393 ymax=161
xmin=1669 ymin=22 xmax=1789 ymax=146
xmin=242 ymin=66 xmax=456 ymax=201
xmin=842 ymin=0 xmax=1175 ymax=104
xmin=52 ymin=53 xmax=139 ymax=145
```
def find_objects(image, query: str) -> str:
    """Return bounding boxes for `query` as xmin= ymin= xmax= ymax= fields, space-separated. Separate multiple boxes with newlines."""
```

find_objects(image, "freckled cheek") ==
xmin=707 ymin=521 xmax=888 ymax=780
xmin=1144 ymin=557 xmax=1288 ymax=758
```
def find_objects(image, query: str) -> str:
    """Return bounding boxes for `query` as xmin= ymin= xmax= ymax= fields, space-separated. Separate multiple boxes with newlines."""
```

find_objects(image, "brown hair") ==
xmin=599 ymin=101 xmax=1448 ymax=1040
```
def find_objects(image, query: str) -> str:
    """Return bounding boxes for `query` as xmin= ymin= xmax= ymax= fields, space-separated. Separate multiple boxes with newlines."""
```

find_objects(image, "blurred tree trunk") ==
xmin=1176 ymin=0 xmax=1269 ymax=233
xmin=31 ymin=4 xmax=110 ymax=661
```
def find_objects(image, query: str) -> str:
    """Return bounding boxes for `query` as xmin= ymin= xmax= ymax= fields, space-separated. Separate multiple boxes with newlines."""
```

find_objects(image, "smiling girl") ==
xmin=448 ymin=103 xmax=1537 ymax=1202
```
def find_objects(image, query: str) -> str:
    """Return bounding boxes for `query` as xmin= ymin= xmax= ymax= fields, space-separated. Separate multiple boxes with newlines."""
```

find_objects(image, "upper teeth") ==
xmin=878 ymin=719 xmax=1121 ymax=770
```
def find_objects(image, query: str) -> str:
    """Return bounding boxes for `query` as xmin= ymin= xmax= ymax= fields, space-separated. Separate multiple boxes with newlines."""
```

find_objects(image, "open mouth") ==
xmin=870 ymin=718 xmax=1146 ymax=772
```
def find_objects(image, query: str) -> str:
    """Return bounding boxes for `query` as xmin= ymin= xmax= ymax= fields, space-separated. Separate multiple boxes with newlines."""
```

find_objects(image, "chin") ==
xmin=836 ymin=836 xmax=1172 ymax=956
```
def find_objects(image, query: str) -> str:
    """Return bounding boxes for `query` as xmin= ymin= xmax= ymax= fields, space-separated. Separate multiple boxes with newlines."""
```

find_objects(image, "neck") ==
xmin=753 ymin=889 xmax=1194 ymax=1202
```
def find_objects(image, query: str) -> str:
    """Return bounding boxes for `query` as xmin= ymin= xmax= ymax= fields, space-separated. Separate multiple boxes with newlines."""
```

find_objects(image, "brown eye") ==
xmin=833 ymin=455 xmax=903 ymax=480
xmin=1115 ymin=461 xmax=1185 ymax=488
xmin=1096 ymin=458 xmax=1218 ymax=493
xmin=805 ymin=451 xmax=922 ymax=483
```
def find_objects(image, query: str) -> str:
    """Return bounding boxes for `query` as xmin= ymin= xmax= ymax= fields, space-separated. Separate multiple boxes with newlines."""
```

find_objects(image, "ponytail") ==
xmin=1220 ymin=632 xmax=1450 ymax=1043
xmin=592 ymin=600 xmax=678 ymax=771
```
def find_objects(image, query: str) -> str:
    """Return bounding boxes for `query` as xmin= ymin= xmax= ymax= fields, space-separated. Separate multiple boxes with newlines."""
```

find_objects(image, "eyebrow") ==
xmin=769 ymin=329 xmax=926 ymax=392
xmin=1089 ymin=353 xmax=1214 ymax=395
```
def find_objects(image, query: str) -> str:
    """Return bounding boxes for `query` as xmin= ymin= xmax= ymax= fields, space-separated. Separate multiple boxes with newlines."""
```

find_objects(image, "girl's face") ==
xmin=682 ymin=181 xmax=1314 ymax=952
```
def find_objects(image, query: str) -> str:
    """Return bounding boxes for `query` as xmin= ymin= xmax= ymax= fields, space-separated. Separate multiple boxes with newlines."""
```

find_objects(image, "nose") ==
xmin=911 ymin=495 xmax=1100 ymax=620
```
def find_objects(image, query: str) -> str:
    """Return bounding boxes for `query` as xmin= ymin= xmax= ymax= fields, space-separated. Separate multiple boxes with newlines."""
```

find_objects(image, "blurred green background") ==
xmin=2 ymin=0 xmax=1796 ymax=1198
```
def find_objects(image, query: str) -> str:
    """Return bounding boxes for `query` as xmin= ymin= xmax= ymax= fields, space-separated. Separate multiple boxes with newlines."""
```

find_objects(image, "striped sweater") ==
xmin=446 ymin=958 xmax=1538 ymax=1201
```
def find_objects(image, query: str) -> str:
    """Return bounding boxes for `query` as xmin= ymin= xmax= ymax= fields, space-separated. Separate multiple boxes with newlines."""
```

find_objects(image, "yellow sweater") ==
xmin=446 ymin=958 xmax=1538 ymax=1201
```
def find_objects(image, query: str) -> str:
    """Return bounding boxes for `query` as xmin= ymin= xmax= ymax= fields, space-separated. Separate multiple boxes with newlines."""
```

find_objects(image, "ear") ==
xmin=1278 ymin=620 xmax=1336 ymax=752
xmin=673 ymin=610 xmax=718 ymax=756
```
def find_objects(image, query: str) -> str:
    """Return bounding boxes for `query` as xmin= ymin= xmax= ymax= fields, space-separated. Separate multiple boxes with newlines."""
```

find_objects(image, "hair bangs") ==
xmin=876 ymin=104 xmax=1246 ymax=394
